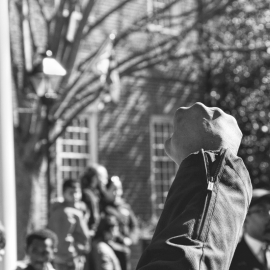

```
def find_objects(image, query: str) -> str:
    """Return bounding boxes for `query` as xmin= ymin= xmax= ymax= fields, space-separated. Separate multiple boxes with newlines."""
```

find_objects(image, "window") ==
xmin=53 ymin=113 xmax=98 ymax=197
xmin=147 ymin=0 xmax=194 ymax=35
xmin=150 ymin=0 xmax=173 ymax=28
xmin=150 ymin=116 xmax=177 ymax=217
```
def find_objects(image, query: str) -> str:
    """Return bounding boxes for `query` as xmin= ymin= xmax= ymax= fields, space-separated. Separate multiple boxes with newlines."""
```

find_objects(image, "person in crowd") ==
xmin=0 ymin=222 xmax=5 ymax=262
xmin=90 ymin=215 xmax=121 ymax=270
xmin=136 ymin=102 xmax=252 ymax=270
xmin=95 ymin=165 xmax=115 ymax=207
xmin=16 ymin=229 xmax=58 ymax=270
xmin=103 ymin=176 xmax=139 ymax=270
xmin=96 ymin=165 xmax=109 ymax=188
xmin=48 ymin=179 xmax=89 ymax=270
xmin=230 ymin=188 xmax=270 ymax=270
xmin=80 ymin=166 xmax=104 ymax=270
xmin=81 ymin=166 xmax=101 ymax=236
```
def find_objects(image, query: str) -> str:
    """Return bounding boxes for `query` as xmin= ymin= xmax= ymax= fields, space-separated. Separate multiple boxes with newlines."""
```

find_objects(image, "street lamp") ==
xmin=39 ymin=50 xmax=66 ymax=215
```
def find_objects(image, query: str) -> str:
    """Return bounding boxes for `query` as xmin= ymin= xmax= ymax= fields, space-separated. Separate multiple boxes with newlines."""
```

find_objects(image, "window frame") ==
xmin=147 ymin=0 xmax=180 ymax=36
xmin=150 ymin=115 xmax=177 ymax=217
xmin=54 ymin=112 xmax=98 ymax=197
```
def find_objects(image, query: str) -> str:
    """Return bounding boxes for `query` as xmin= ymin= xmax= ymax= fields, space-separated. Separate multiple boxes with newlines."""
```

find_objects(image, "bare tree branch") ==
xmin=35 ymin=0 xmax=50 ymax=40
xmin=49 ymin=0 xmax=68 ymax=55
xmin=53 ymin=74 xmax=97 ymax=119
xmin=49 ymin=86 xmax=102 ymax=147
xmin=60 ymin=0 xmax=96 ymax=85
xmin=82 ymin=0 xmax=135 ymax=39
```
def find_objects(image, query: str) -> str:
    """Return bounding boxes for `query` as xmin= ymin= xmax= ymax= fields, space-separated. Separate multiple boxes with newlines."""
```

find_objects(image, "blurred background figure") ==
xmin=230 ymin=189 xmax=270 ymax=270
xmin=90 ymin=215 xmax=121 ymax=270
xmin=102 ymin=176 xmax=139 ymax=270
xmin=16 ymin=229 xmax=58 ymax=270
xmin=80 ymin=166 xmax=102 ymax=270
xmin=96 ymin=165 xmax=109 ymax=188
xmin=81 ymin=166 xmax=101 ymax=237
xmin=48 ymin=179 xmax=89 ymax=270
xmin=0 ymin=222 xmax=5 ymax=261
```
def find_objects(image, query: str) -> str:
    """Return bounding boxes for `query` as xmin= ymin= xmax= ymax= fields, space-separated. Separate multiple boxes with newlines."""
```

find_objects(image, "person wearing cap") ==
xmin=230 ymin=188 xmax=270 ymax=270
xmin=136 ymin=102 xmax=252 ymax=270
xmin=16 ymin=229 xmax=58 ymax=270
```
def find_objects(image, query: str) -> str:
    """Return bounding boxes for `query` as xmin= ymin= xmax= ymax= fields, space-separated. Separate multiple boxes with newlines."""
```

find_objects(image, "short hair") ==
xmin=62 ymin=179 xmax=79 ymax=192
xmin=0 ymin=222 xmax=5 ymax=250
xmin=26 ymin=229 xmax=58 ymax=249
xmin=80 ymin=166 xmax=98 ymax=189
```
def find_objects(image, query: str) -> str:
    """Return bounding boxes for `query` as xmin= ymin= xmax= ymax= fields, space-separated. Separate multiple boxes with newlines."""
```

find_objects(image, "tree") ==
xmin=195 ymin=0 xmax=270 ymax=188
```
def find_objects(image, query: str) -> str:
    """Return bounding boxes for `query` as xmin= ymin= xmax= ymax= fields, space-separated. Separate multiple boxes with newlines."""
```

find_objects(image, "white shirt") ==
xmin=244 ymin=233 xmax=270 ymax=268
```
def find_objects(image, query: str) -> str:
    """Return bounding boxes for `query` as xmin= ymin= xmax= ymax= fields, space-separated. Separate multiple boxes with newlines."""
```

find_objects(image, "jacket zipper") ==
xmin=207 ymin=177 xmax=214 ymax=191
xmin=195 ymin=149 xmax=226 ymax=241
xmin=196 ymin=177 xmax=214 ymax=240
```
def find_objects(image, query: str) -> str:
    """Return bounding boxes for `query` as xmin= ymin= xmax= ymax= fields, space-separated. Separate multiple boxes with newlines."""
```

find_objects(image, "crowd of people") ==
xmin=15 ymin=164 xmax=139 ymax=270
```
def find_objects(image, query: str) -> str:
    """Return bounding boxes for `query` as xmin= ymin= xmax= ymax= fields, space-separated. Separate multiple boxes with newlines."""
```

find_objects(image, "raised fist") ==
xmin=164 ymin=102 xmax=242 ymax=166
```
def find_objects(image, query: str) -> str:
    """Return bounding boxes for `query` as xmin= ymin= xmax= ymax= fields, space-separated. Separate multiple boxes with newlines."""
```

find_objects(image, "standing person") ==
xmin=48 ymin=179 xmax=89 ymax=270
xmin=16 ymin=229 xmax=58 ymax=270
xmin=103 ymin=176 xmax=139 ymax=270
xmin=230 ymin=188 xmax=270 ymax=270
xmin=90 ymin=215 xmax=121 ymax=270
xmin=80 ymin=166 xmax=101 ymax=236
xmin=0 ymin=222 xmax=5 ymax=262
xmin=136 ymin=102 xmax=252 ymax=270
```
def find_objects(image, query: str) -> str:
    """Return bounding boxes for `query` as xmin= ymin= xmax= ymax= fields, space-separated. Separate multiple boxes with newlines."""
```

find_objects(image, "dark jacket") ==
xmin=82 ymin=188 xmax=101 ymax=233
xmin=229 ymin=237 xmax=263 ymax=270
xmin=90 ymin=239 xmax=122 ymax=270
xmin=136 ymin=148 xmax=252 ymax=270
xmin=48 ymin=200 xmax=89 ymax=262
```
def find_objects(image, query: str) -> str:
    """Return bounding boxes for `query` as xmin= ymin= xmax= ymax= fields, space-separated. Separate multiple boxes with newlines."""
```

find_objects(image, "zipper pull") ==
xmin=207 ymin=177 xmax=214 ymax=191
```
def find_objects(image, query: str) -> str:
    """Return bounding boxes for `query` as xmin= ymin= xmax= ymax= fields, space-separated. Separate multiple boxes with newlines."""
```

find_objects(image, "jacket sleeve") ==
xmin=136 ymin=148 xmax=252 ymax=270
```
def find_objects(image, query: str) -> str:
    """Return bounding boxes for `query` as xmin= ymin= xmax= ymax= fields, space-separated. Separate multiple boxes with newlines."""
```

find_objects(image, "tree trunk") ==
xmin=15 ymin=139 xmax=48 ymax=259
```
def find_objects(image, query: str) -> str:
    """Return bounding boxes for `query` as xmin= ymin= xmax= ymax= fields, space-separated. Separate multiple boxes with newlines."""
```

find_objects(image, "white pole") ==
xmin=0 ymin=0 xmax=18 ymax=269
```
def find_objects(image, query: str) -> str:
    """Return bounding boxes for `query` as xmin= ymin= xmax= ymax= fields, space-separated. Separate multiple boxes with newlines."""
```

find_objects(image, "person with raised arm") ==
xmin=136 ymin=102 xmax=252 ymax=270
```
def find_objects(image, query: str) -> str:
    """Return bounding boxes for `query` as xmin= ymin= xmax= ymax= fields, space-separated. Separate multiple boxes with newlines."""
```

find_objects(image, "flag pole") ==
xmin=0 ymin=0 xmax=18 ymax=269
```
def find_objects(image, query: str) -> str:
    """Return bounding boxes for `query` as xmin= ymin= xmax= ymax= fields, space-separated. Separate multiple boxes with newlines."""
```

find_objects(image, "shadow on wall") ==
xmin=98 ymin=71 xmax=196 ymax=221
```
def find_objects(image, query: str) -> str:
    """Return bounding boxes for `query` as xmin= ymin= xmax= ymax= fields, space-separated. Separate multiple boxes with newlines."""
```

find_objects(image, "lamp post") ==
xmin=40 ymin=50 xmax=66 ymax=215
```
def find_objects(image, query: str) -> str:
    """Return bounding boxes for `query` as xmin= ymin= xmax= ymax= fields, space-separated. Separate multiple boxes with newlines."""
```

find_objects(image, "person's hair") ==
xmin=107 ymin=176 xmax=122 ymax=189
xmin=94 ymin=215 xmax=118 ymax=240
xmin=62 ymin=179 xmax=79 ymax=193
xmin=0 ymin=222 xmax=5 ymax=250
xmin=80 ymin=166 xmax=98 ymax=189
xmin=26 ymin=229 xmax=58 ymax=250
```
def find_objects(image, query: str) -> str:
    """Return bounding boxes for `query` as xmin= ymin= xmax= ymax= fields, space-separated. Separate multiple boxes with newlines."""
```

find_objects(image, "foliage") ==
xmin=197 ymin=0 xmax=270 ymax=187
